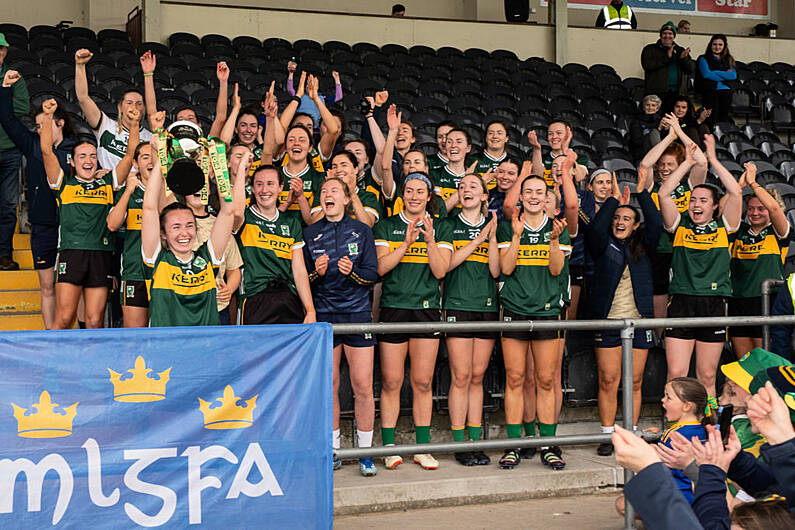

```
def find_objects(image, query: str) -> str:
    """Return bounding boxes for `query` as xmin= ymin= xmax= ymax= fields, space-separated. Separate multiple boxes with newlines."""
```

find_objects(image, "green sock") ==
xmin=523 ymin=421 xmax=537 ymax=437
xmin=452 ymin=426 xmax=466 ymax=442
xmin=506 ymin=423 xmax=523 ymax=439
xmin=415 ymin=425 xmax=431 ymax=444
xmin=381 ymin=427 xmax=396 ymax=446
xmin=467 ymin=424 xmax=483 ymax=441
xmin=538 ymin=422 xmax=557 ymax=438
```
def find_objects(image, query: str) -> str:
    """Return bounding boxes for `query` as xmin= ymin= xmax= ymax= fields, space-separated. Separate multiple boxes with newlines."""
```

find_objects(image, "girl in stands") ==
xmin=374 ymin=172 xmax=453 ymax=471
xmin=0 ymin=71 xmax=76 ymax=329
xmin=303 ymin=177 xmax=378 ymax=476
xmin=497 ymin=175 xmax=570 ymax=470
xmin=140 ymin=113 xmax=243 ymax=327
xmin=586 ymin=166 xmax=662 ymax=456
xmin=660 ymin=135 xmax=742 ymax=397
xmin=662 ymin=96 xmax=711 ymax=149
xmin=442 ymin=174 xmax=500 ymax=466
xmin=695 ymin=34 xmax=736 ymax=126
xmin=39 ymin=99 xmax=116 ymax=329
xmin=729 ymin=162 xmax=789 ymax=357
xmin=639 ymin=114 xmax=708 ymax=325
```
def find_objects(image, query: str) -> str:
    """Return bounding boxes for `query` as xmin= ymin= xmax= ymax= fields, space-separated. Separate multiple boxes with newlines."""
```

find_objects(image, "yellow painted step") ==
xmin=0 ymin=270 xmax=40 ymax=290
xmin=0 ymin=313 xmax=45 ymax=331
xmin=13 ymin=233 xmax=31 ymax=250
xmin=12 ymin=250 xmax=34 ymax=270
xmin=0 ymin=290 xmax=41 ymax=313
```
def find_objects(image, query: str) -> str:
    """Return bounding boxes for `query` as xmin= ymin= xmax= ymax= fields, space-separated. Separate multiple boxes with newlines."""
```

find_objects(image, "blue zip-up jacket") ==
xmin=302 ymin=215 xmax=378 ymax=313
xmin=585 ymin=191 xmax=662 ymax=319
xmin=696 ymin=55 xmax=737 ymax=92
xmin=0 ymin=87 xmax=75 ymax=226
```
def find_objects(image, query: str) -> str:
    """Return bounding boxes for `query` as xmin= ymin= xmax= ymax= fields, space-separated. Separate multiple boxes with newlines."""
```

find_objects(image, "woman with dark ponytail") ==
xmin=695 ymin=34 xmax=736 ymax=125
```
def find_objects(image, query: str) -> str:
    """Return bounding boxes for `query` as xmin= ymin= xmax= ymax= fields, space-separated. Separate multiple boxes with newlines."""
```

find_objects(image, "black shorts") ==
xmin=651 ymin=252 xmax=672 ymax=296
xmin=500 ymin=308 xmax=562 ymax=341
xmin=317 ymin=310 xmax=377 ymax=347
xmin=378 ymin=307 xmax=441 ymax=343
xmin=241 ymin=284 xmax=304 ymax=325
xmin=569 ymin=265 xmax=585 ymax=287
xmin=121 ymin=279 xmax=149 ymax=308
xmin=444 ymin=309 xmax=498 ymax=339
xmin=727 ymin=296 xmax=763 ymax=339
xmin=30 ymin=223 xmax=58 ymax=270
xmin=594 ymin=327 xmax=654 ymax=349
xmin=665 ymin=294 xmax=727 ymax=343
xmin=55 ymin=249 xmax=113 ymax=288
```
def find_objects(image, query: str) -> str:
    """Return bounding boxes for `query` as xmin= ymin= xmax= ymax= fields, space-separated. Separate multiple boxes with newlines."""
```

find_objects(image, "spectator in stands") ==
xmin=374 ymin=172 xmax=453 ymax=471
xmin=1 ymin=71 xmax=73 ymax=327
xmin=286 ymin=61 xmax=342 ymax=131
xmin=661 ymin=136 xmax=742 ymax=397
xmin=391 ymin=3 xmax=406 ymax=16
xmin=628 ymin=94 xmax=662 ymax=162
xmin=429 ymin=120 xmax=456 ymax=171
xmin=472 ymin=120 xmax=509 ymax=175
xmin=661 ymin=95 xmax=711 ymax=149
xmin=695 ymin=34 xmax=737 ymax=127
xmin=430 ymin=127 xmax=472 ymax=213
xmin=677 ymin=20 xmax=691 ymax=34
xmin=641 ymin=22 xmax=695 ymax=104
xmin=442 ymin=175 xmax=499 ymax=466
xmin=586 ymin=166 xmax=661 ymax=456
xmin=303 ymin=176 xmax=378 ymax=476
xmin=729 ymin=164 xmax=789 ymax=358
xmin=595 ymin=0 xmax=637 ymax=30
xmin=497 ymin=174 xmax=570 ymax=470
xmin=311 ymin=151 xmax=379 ymax=227
xmin=39 ymin=100 xmax=115 ymax=329
xmin=639 ymin=116 xmax=707 ymax=327
xmin=0 ymin=35 xmax=28 ymax=271
xmin=74 ymin=49 xmax=151 ymax=171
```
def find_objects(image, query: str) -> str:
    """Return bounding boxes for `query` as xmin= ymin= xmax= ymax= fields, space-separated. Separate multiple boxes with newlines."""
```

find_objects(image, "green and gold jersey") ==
xmin=497 ymin=215 xmax=572 ymax=316
xmin=429 ymin=165 xmax=466 ymax=205
xmin=279 ymin=148 xmax=326 ymax=173
xmin=651 ymin=180 xmax=692 ymax=254
xmin=472 ymin=151 xmax=506 ymax=190
xmin=278 ymin=163 xmax=324 ymax=222
xmin=235 ymin=206 xmax=304 ymax=298
xmin=730 ymin=222 xmax=789 ymax=299
xmin=49 ymin=170 xmax=116 ymax=252
xmin=120 ymin=184 xmax=145 ymax=281
xmin=668 ymin=212 xmax=736 ymax=296
xmin=541 ymin=152 xmax=588 ymax=188
xmin=374 ymin=212 xmax=453 ymax=310
xmin=143 ymin=241 xmax=221 ymax=327
xmin=428 ymin=152 xmax=448 ymax=172
xmin=441 ymin=212 xmax=498 ymax=312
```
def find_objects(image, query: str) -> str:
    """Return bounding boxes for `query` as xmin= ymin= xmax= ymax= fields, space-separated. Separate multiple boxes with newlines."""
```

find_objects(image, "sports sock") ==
xmin=415 ymin=425 xmax=431 ymax=444
xmin=538 ymin=422 xmax=557 ymax=438
xmin=633 ymin=426 xmax=638 ymax=431
xmin=357 ymin=429 xmax=373 ymax=448
xmin=506 ymin=423 xmax=523 ymax=439
xmin=523 ymin=421 xmax=537 ymax=437
xmin=332 ymin=429 xmax=341 ymax=450
xmin=601 ymin=425 xmax=615 ymax=434
xmin=78 ymin=320 xmax=86 ymax=329
xmin=467 ymin=424 xmax=483 ymax=441
xmin=381 ymin=427 xmax=396 ymax=446
xmin=451 ymin=425 xmax=466 ymax=442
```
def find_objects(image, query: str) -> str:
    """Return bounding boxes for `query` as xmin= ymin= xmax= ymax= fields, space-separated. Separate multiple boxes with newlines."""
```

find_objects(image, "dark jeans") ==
xmin=0 ymin=147 xmax=22 ymax=258
xmin=701 ymin=89 xmax=732 ymax=126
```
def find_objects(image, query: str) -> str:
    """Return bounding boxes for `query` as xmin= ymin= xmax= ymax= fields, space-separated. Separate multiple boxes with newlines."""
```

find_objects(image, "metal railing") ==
xmin=332 ymin=314 xmax=795 ymax=530
xmin=761 ymin=278 xmax=786 ymax=349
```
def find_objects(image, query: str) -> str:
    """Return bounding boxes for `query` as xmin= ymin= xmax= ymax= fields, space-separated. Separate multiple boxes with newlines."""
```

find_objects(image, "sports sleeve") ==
xmin=49 ymin=169 xmax=65 ymax=192
xmin=348 ymin=226 xmax=378 ymax=287
xmin=435 ymin=218 xmax=453 ymax=252
xmin=665 ymin=210 xmax=683 ymax=234
xmin=497 ymin=221 xmax=512 ymax=249
xmin=205 ymin=239 xmax=224 ymax=267
xmin=142 ymin=241 xmax=161 ymax=269
xmin=361 ymin=190 xmax=381 ymax=222
xmin=373 ymin=219 xmax=389 ymax=248
xmin=557 ymin=226 xmax=572 ymax=256
xmin=291 ymin=218 xmax=305 ymax=250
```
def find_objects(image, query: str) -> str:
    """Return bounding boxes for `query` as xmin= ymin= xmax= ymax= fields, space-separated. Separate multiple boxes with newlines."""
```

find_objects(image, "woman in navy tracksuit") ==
xmin=586 ymin=168 xmax=662 ymax=455
xmin=303 ymin=176 xmax=379 ymax=476
xmin=0 ymin=80 xmax=76 ymax=329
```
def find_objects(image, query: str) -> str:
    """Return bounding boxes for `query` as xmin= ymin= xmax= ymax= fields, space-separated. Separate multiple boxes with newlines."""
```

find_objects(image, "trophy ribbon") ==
xmin=199 ymin=147 xmax=211 ymax=205
xmin=206 ymin=137 xmax=232 ymax=202
xmin=156 ymin=128 xmax=173 ymax=194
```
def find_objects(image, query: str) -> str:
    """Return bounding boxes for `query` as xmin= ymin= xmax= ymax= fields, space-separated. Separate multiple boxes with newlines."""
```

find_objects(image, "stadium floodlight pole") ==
xmin=761 ymin=278 xmax=785 ymax=350
xmin=621 ymin=324 xmax=636 ymax=530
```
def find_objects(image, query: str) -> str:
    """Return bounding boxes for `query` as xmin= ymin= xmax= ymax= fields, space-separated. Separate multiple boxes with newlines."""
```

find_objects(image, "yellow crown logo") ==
xmin=198 ymin=385 xmax=257 ymax=430
xmin=109 ymin=356 xmax=171 ymax=402
xmin=11 ymin=391 xmax=78 ymax=438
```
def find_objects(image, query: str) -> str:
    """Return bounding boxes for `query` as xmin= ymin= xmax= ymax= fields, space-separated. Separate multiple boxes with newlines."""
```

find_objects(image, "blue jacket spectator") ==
xmin=694 ymin=34 xmax=737 ymax=125
xmin=692 ymin=464 xmax=731 ymax=529
xmin=770 ymin=275 xmax=794 ymax=361
xmin=624 ymin=462 xmax=703 ymax=530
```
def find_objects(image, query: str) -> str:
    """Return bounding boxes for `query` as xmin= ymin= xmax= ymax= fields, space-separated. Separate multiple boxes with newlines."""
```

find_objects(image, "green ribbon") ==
xmin=206 ymin=137 xmax=232 ymax=202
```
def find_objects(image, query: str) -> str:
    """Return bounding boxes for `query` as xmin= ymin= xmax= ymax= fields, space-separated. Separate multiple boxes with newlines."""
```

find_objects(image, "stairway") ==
xmin=0 ymin=232 xmax=45 ymax=331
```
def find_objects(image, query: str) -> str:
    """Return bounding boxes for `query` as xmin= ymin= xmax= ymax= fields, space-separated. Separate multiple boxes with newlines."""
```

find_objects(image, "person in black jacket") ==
xmin=0 ymin=70 xmax=76 ymax=329
xmin=586 ymin=165 xmax=662 ymax=456
xmin=641 ymin=21 xmax=695 ymax=104
xmin=629 ymin=94 xmax=663 ymax=163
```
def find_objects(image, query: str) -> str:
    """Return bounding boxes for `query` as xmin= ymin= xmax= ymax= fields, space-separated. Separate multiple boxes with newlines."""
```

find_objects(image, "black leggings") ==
xmin=701 ymin=90 xmax=732 ymax=125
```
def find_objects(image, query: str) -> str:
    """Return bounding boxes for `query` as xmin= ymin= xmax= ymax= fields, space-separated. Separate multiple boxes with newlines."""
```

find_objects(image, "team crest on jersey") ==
xmin=193 ymin=256 xmax=207 ymax=269
xmin=126 ymin=285 xmax=135 ymax=297
xmin=447 ymin=316 xmax=456 ymax=322
xmin=348 ymin=243 xmax=359 ymax=255
xmin=543 ymin=232 xmax=550 ymax=242
xmin=708 ymin=221 xmax=718 ymax=231
xmin=59 ymin=262 xmax=66 ymax=274
xmin=281 ymin=225 xmax=290 ymax=236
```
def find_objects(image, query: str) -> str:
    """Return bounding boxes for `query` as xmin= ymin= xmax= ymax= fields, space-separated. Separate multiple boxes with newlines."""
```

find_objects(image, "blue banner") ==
xmin=0 ymin=324 xmax=333 ymax=528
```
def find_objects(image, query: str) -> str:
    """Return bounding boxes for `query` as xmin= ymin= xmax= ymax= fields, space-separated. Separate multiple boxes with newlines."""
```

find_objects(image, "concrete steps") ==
xmin=1 ymin=231 xmax=44 ymax=330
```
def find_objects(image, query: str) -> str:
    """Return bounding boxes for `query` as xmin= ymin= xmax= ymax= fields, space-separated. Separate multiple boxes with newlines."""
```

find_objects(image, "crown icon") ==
xmin=198 ymin=385 xmax=257 ymax=430
xmin=11 ymin=391 xmax=78 ymax=438
xmin=109 ymin=356 xmax=171 ymax=402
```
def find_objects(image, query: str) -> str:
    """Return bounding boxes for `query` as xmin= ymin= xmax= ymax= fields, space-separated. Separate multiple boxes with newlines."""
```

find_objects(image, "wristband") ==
xmin=291 ymin=96 xmax=301 ymax=104
xmin=143 ymin=72 xmax=153 ymax=77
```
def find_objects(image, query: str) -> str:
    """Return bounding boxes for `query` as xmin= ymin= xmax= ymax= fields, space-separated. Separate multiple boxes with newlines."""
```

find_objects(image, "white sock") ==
xmin=601 ymin=425 xmax=615 ymax=434
xmin=357 ymin=429 xmax=374 ymax=448
xmin=332 ymin=429 xmax=341 ymax=450
xmin=633 ymin=426 xmax=638 ymax=432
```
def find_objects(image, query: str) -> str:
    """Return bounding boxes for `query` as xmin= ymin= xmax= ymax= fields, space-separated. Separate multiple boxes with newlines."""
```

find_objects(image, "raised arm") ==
xmin=209 ymin=150 xmax=249 ymax=262
xmin=38 ymin=99 xmax=64 ymax=187
xmin=139 ymin=51 xmax=158 ymax=129
xmin=527 ymin=131 xmax=544 ymax=176
xmin=218 ymin=83 xmax=240 ymax=146
xmin=279 ymin=71 xmax=305 ymax=131
xmin=703 ymin=134 xmax=742 ymax=231
xmin=379 ymin=104 xmax=400 ymax=200
xmin=560 ymin=150 xmax=580 ymax=237
xmin=259 ymin=82 xmax=278 ymax=165
xmin=503 ymin=161 xmax=532 ymax=221
xmin=0 ymin=71 xmax=36 ymax=156
xmin=107 ymin=172 xmax=138 ymax=231
xmin=499 ymin=212 xmax=524 ymax=276
xmin=114 ymin=108 xmax=140 ymax=188
xmin=74 ymin=49 xmax=102 ymax=129
xmin=670 ymin=115 xmax=707 ymax=186
xmin=307 ymin=75 xmax=340 ymax=160
xmin=659 ymin=143 xmax=697 ymax=230
xmin=208 ymin=62 xmax=229 ymax=138
xmin=141 ymin=118 xmax=165 ymax=260
xmin=744 ymin=162 xmax=789 ymax=237
xmin=547 ymin=219 xmax=567 ymax=276
xmin=639 ymin=115 xmax=677 ymax=174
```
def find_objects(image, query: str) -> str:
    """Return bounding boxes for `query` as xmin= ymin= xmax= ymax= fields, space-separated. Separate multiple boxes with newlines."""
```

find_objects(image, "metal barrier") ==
xmin=762 ymin=278 xmax=785 ymax=350
xmin=332 ymin=315 xmax=795 ymax=530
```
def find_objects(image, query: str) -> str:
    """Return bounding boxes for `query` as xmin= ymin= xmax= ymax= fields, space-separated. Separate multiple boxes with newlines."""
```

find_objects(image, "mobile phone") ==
xmin=718 ymin=404 xmax=733 ymax=445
